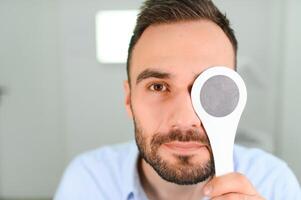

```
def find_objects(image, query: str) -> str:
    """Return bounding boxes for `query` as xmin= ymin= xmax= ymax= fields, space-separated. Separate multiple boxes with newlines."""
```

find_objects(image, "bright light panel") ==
xmin=96 ymin=10 xmax=138 ymax=63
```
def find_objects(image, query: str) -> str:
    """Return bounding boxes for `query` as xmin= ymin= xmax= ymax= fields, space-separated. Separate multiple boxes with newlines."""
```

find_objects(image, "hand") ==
xmin=202 ymin=173 xmax=265 ymax=200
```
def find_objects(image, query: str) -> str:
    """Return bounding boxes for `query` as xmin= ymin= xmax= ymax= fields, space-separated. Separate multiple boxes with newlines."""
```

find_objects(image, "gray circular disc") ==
xmin=200 ymin=75 xmax=239 ymax=117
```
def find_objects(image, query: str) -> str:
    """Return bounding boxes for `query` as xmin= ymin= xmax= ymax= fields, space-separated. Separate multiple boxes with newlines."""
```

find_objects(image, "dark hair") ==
xmin=126 ymin=0 xmax=237 ymax=82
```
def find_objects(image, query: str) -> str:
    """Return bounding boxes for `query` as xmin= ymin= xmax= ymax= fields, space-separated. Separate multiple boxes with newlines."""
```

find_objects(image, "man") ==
xmin=55 ymin=0 xmax=301 ymax=199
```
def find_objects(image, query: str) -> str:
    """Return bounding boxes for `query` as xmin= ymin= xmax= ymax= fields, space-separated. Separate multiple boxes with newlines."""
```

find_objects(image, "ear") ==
xmin=123 ymin=80 xmax=133 ymax=118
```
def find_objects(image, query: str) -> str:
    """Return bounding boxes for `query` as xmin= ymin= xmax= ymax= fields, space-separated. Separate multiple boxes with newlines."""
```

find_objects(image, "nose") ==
xmin=168 ymin=91 xmax=202 ymax=130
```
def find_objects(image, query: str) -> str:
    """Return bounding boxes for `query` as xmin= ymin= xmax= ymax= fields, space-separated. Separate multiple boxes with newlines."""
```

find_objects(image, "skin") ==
xmin=124 ymin=20 xmax=264 ymax=200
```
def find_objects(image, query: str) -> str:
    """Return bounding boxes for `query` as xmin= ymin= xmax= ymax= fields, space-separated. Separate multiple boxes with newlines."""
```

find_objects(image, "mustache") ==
xmin=150 ymin=128 xmax=209 ymax=148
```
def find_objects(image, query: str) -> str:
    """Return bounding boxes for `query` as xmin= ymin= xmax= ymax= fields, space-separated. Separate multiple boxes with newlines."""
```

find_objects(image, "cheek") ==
xmin=131 ymin=92 xmax=170 ymax=134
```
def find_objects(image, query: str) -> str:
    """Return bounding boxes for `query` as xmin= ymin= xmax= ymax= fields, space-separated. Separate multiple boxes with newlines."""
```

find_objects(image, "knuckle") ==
xmin=212 ymin=193 xmax=246 ymax=200
xmin=226 ymin=194 xmax=242 ymax=200
xmin=235 ymin=173 xmax=249 ymax=185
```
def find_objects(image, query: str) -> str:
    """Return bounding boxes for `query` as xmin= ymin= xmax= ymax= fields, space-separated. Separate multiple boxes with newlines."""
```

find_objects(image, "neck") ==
xmin=138 ymin=158 xmax=210 ymax=200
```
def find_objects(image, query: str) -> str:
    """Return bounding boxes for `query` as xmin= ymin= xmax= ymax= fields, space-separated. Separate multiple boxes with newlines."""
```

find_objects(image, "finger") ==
xmin=211 ymin=192 xmax=264 ymax=200
xmin=203 ymin=173 xmax=257 ymax=198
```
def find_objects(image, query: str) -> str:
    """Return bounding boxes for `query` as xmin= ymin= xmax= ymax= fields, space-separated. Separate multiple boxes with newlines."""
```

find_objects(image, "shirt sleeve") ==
xmin=259 ymin=162 xmax=301 ymax=200
xmin=53 ymin=156 xmax=108 ymax=200
xmin=234 ymin=146 xmax=301 ymax=200
xmin=272 ymin=163 xmax=301 ymax=200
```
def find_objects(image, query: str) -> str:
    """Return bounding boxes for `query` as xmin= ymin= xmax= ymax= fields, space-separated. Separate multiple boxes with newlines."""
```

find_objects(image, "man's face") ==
xmin=124 ymin=20 xmax=235 ymax=185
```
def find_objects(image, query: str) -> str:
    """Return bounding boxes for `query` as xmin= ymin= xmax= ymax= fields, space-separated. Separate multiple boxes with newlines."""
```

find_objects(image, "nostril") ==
xmin=192 ymin=124 xmax=198 ymax=128
xmin=170 ymin=119 xmax=201 ymax=130
xmin=171 ymin=124 xmax=178 ymax=129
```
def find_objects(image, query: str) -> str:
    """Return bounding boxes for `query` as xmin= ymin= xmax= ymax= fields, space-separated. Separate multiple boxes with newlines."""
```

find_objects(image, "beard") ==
xmin=133 ymin=117 xmax=215 ymax=185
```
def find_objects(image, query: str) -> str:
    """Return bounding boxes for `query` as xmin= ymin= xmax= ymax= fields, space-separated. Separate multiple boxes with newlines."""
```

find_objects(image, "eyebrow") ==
xmin=136 ymin=69 xmax=171 ymax=85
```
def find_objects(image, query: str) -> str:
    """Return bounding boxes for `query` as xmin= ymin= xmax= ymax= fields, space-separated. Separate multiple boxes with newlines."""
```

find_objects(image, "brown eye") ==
xmin=149 ymin=83 xmax=167 ymax=92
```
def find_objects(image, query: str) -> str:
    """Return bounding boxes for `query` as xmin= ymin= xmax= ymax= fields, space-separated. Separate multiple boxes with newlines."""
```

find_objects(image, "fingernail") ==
xmin=202 ymin=197 xmax=210 ymax=200
xmin=203 ymin=185 xmax=212 ymax=196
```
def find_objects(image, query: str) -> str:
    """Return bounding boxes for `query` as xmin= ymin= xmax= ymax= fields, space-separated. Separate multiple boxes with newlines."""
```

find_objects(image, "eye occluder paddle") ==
xmin=191 ymin=66 xmax=247 ymax=176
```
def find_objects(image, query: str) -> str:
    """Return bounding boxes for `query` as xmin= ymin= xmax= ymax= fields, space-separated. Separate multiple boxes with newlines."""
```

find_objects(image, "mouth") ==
xmin=162 ymin=141 xmax=207 ymax=155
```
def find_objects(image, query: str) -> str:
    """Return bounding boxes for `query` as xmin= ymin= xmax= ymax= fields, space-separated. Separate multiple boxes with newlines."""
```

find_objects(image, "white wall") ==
xmin=0 ymin=0 xmax=300 ymax=198
xmin=279 ymin=0 xmax=301 ymax=180
xmin=0 ymin=0 xmax=64 ymax=198
xmin=215 ymin=0 xmax=284 ymax=152
xmin=58 ymin=0 xmax=143 ymax=160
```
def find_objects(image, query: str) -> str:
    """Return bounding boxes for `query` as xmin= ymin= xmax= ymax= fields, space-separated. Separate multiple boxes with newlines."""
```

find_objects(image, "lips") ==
xmin=163 ymin=141 xmax=207 ymax=155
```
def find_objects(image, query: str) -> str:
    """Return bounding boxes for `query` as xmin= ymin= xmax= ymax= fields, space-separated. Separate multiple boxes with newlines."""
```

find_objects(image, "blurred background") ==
xmin=0 ymin=0 xmax=300 ymax=199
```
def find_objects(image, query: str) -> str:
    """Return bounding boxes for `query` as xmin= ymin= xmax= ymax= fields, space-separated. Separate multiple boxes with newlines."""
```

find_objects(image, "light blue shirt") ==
xmin=54 ymin=141 xmax=301 ymax=200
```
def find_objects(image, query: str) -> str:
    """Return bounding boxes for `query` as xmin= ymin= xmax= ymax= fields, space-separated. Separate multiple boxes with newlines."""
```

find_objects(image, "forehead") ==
xmin=130 ymin=20 xmax=235 ymax=83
